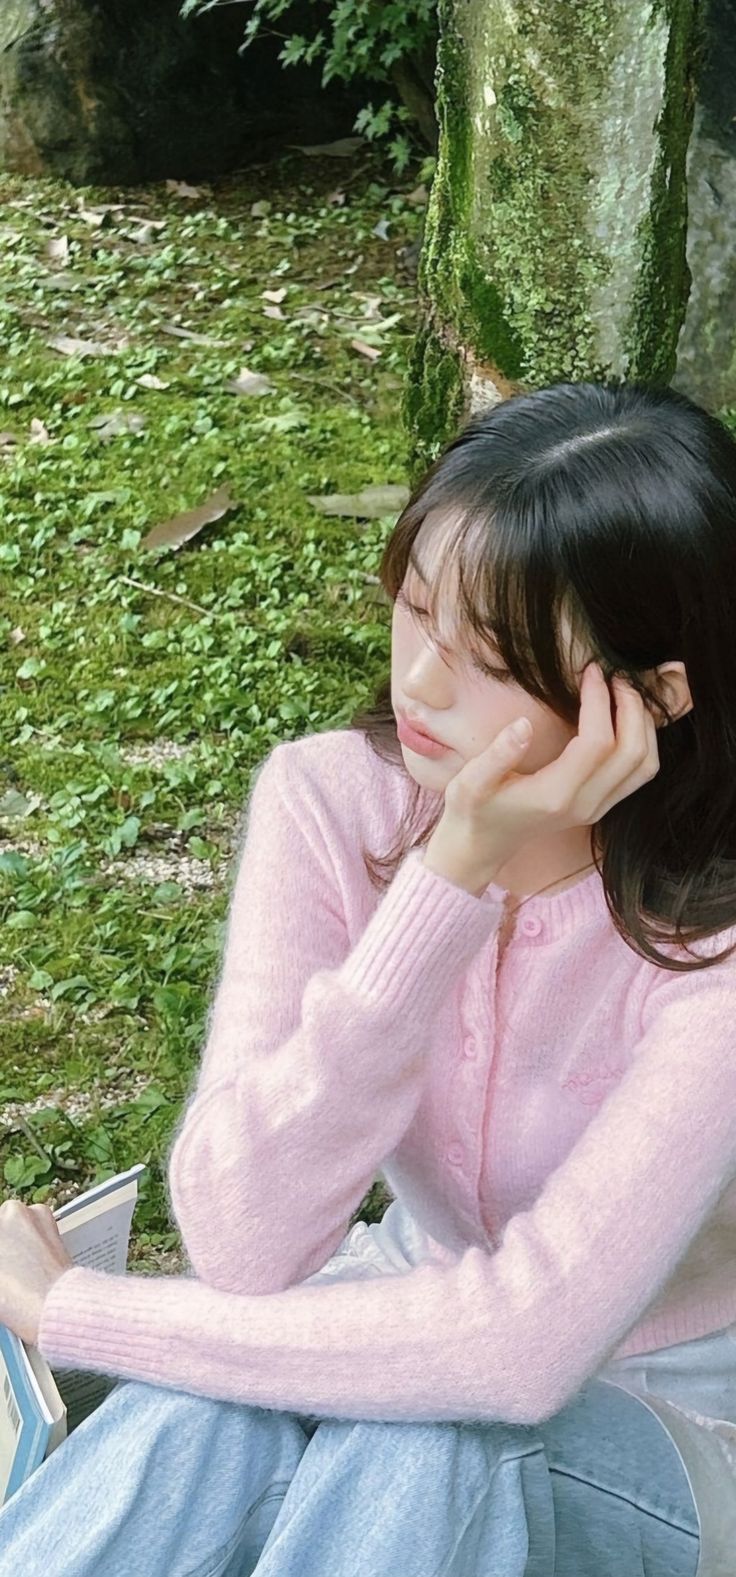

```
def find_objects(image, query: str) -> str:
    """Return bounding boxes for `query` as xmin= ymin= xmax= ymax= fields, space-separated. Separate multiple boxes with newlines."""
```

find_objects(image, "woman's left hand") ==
xmin=0 ymin=1199 xmax=75 ymax=1345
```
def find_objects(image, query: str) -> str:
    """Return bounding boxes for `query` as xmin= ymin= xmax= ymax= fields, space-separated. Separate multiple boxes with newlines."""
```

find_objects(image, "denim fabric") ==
xmin=0 ymin=1373 xmax=699 ymax=1577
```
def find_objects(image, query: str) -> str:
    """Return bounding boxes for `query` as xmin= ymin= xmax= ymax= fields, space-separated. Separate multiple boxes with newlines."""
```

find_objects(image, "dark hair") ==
xmin=349 ymin=379 xmax=736 ymax=974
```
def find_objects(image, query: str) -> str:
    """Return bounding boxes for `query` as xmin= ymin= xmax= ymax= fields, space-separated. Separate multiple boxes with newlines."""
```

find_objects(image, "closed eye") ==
xmin=394 ymin=589 xmax=512 ymax=681
xmin=471 ymin=655 xmax=512 ymax=681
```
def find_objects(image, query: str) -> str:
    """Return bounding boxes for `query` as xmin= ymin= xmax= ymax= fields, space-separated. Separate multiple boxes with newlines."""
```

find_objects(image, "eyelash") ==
xmin=394 ymin=590 xmax=512 ymax=681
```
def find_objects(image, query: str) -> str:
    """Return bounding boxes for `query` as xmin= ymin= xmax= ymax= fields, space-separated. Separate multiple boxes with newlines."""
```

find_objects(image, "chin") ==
xmin=399 ymin=744 xmax=454 ymax=780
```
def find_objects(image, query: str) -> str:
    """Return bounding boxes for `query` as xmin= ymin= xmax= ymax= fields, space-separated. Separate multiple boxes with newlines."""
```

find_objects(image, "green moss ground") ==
xmin=0 ymin=149 xmax=423 ymax=1266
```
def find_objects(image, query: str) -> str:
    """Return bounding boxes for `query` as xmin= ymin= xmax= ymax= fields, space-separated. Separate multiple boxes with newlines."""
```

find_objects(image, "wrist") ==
xmin=421 ymin=846 xmax=500 ymax=899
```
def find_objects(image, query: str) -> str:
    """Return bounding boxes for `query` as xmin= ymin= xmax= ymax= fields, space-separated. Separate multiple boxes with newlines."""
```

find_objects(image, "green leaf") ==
xmin=0 ymin=851 xmax=30 ymax=877
xmin=152 ymin=882 xmax=183 ymax=903
xmin=28 ymin=968 xmax=54 ymax=990
xmin=119 ymin=816 xmax=141 ymax=849
xmin=0 ymin=789 xmax=33 ymax=819
xmin=279 ymin=34 xmax=308 ymax=67
xmin=16 ymin=657 xmax=45 ymax=680
xmin=50 ymin=975 xmax=92 ymax=1001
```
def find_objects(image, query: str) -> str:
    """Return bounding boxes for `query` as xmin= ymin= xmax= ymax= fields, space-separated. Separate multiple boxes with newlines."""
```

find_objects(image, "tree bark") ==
xmin=672 ymin=0 xmax=736 ymax=412
xmin=404 ymin=0 xmax=713 ymax=476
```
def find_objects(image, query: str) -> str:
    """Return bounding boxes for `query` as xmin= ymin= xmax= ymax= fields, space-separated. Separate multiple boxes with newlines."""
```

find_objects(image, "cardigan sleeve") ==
xmin=38 ymin=971 xmax=736 ymax=1427
xmin=166 ymin=740 xmax=506 ymax=1297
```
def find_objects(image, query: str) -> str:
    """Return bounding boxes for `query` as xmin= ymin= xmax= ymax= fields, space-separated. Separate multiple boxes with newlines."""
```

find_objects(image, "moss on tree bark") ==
xmin=404 ymin=0 xmax=709 ymax=476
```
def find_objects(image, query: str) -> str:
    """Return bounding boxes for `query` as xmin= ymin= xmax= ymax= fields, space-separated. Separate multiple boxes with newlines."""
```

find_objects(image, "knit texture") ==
xmin=38 ymin=727 xmax=736 ymax=1426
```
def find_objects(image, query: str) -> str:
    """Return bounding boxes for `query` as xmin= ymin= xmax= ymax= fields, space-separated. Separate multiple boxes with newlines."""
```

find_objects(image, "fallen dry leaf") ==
xmin=9 ymin=627 xmax=25 ymax=645
xmin=354 ymin=293 xmax=384 ymax=319
xmin=127 ymin=223 xmax=161 ymax=245
xmin=0 ymin=432 xmax=18 ymax=448
xmin=29 ymin=419 xmax=52 ymax=444
xmin=141 ymin=486 xmax=239 ymax=552
xmin=125 ymin=216 xmax=167 ymax=231
xmin=136 ymin=374 xmax=170 ymax=391
xmin=261 ymin=288 xmax=287 ymax=304
xmin=262 ymin=305 xmax=285 ymax=321
xmin=165 ymin=180 xmax=204 ymax=198
xmin=224 ymin=368 xmax=274 ymax=397
xmin=45 ymin=235 xmax=69 ymax=263
xmin=306 ymin=484 xmax=409 ymax=519
xmin=159 ymin=324 xmax=232 ymax=347
xmin=350 ymin=339 xmax=381 ymax=361
xmin=77 ymin=208 xmax=111 ymax=229
xmin=46 ymin=334 xmax=120 ymax=358
xmin=75 ymin=200 xmax=126 ymax=215
xmin=291 ymin=137 xmax=364 ymax=158
xmin=87 ymin=411 xmax=146 ymax=442
xmin=38 ymin=271 xmax=76 ymax=291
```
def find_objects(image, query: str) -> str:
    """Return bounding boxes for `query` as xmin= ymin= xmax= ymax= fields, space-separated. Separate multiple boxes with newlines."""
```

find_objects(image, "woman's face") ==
xmin=390 ymin=515 xmax=592 ymax=790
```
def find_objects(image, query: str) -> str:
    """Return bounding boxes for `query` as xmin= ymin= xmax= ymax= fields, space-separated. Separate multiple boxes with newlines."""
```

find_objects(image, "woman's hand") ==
xmin=423 ymin=663 xmax=660 ymax=891
xmin=0 ymin=1198 xmax=75 ymax=1345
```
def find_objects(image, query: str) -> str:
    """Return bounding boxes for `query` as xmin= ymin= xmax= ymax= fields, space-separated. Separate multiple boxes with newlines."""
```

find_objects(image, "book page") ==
xmin=57 ymin=1192 xmax=138 ymax=1275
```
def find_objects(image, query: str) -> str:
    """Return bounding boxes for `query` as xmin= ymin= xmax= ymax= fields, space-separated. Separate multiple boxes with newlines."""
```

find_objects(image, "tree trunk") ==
xmin=404 ymin=0 xmax=712 ymax=476
xmin=672 ymin=0 xmax=736 ymax=412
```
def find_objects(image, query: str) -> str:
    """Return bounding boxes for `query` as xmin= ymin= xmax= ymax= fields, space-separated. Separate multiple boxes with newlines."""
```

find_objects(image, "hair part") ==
xmin=349 ymin=379 xmax=736 ymax=974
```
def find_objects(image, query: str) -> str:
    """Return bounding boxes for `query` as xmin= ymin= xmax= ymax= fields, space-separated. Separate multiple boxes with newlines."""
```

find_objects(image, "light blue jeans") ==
xmin=0 ymin=1373 xmax=699 ymax=1576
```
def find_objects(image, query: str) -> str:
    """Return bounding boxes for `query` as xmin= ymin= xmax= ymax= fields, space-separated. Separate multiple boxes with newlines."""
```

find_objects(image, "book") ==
xmin=0 ymin=1162 xmax=146 ymax=1506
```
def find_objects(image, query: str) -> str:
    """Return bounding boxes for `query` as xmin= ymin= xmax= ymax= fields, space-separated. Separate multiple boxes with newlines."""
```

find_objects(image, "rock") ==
xmin=0 ymin=0 xmax=363 ymax=184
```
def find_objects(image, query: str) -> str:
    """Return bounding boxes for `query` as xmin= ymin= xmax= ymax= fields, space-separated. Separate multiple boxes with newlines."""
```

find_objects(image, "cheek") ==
xmin=460 ymin=681 xmax=528 ymax=751
xmin=469 ymin=681 xmax=570 ymax=761
xmin=519 ymin=711 xmax=576 ymax=772
xmin=391 ymin=611 xmax=415 ymax=668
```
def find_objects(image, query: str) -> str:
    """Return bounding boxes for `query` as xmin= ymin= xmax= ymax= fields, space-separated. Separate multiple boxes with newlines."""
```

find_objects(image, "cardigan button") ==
xmin=462 ymin=1037 xmax=478 ymax=1059
xmin=447 ymin=1141 xmax=464 ymax=1165
xmin=521 ymin=914 xmax=542 ymax=936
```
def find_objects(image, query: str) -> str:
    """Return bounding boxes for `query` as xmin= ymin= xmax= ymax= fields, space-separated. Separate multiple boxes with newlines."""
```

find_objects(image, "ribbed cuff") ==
xmin=39 ymin=1266 xmax=180 ymax=1383
xmin=38 ymin=1266 xmax=111 ymax=1371
xmin=341 ymin=848 xmax=505 ymax=1017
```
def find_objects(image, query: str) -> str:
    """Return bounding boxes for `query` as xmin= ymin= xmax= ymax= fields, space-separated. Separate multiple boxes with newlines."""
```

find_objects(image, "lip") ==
xmin=396 ymin=712 xmax=451 ymax=758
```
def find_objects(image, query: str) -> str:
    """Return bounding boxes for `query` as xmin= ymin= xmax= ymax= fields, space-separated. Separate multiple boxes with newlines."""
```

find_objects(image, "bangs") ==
xmin=382 ymin=493 xmax=589 ymax=717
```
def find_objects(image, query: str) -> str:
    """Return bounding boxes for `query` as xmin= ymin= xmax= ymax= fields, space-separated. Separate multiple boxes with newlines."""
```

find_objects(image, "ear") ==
xmin=647 ymin=661 xmax=693 ymax=727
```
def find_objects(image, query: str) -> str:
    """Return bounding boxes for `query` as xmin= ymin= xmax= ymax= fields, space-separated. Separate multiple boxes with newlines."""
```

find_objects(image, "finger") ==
xmin=28 ymin=1202 xmax=63 ymax=1244
xmin=582 ymin=673 xmax=658 ymax=804
xmin=516 ymin=663 xmax=615 ymax=812
xmin=593 ymin=681 xmax=661 ymax=817
xmin=449 ymin=715 xmax=533 ymax=802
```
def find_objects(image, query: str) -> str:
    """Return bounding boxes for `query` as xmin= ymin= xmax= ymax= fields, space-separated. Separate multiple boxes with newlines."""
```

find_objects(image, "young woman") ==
xmin=3 ymin=377 xmax=736 ymax=1576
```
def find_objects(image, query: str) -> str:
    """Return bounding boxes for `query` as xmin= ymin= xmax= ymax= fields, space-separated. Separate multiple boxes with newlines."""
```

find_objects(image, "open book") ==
xmin=0 ymin=1162 xmax=146 ymax=1506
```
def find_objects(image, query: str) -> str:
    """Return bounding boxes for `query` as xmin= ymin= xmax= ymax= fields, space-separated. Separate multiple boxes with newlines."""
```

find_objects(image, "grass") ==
xmin=0 ymin=145 xmax=424 ymax=1271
